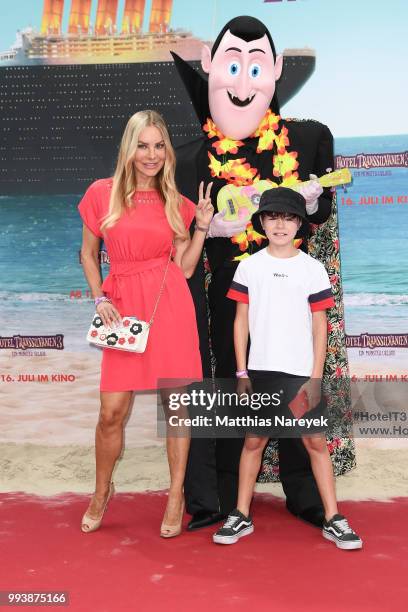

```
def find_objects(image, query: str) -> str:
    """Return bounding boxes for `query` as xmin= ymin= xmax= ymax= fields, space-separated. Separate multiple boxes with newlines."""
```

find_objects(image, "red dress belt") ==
xmin=101 ymin=256 xmax=170 ymax=300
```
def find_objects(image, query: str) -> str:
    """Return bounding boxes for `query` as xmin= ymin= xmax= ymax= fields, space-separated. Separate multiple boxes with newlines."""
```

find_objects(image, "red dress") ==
xmin=78 ymin=178 xmax=203 ymax=391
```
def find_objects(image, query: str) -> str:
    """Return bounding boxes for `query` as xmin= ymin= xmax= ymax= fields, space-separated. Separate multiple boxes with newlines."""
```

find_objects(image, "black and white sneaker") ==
xmin=212 ymin=509 xmax=254 ymax=545
xmin=323 ymin=514 xmax=363 ymax=550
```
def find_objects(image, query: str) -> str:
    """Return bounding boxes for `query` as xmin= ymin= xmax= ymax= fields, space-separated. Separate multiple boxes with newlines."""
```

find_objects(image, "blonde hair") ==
xmin=100 ymin=110 xmax=188 ymax=240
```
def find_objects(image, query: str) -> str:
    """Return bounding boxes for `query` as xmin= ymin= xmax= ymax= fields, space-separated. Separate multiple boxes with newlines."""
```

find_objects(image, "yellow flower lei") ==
xmin=203 ymin=109 xmax=300 ymax=185
xmin=203 ymin=109 xmax=301 ymax=258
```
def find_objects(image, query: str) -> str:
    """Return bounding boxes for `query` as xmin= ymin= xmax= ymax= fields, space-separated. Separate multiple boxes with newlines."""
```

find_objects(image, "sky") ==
xmin=0 ymin=0 xmax=407 ymax=137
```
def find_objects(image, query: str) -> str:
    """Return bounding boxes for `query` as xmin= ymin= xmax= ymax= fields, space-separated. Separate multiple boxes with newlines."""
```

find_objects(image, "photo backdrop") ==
xmin=1 ymin=1 xmax=407 ymax=449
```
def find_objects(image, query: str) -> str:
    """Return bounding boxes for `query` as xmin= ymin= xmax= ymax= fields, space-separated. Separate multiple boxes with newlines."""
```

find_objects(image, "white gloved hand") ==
xmin=299 ymin=174 xmax=323 ymax=215
xmin=207 ymin=209 xmax=249 ymax=238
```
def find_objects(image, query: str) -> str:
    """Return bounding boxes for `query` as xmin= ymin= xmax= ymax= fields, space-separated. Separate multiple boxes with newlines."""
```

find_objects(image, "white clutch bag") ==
xmin=86 ymin=314 xmax=150 ymax=353
xmin=86 ymin=244 xmax=172 ymax=353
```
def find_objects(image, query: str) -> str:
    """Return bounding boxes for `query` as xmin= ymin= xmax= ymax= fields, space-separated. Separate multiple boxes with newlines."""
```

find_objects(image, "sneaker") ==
xmin=322 ymin=514 xmax=363 ymax=550
xmin=213 ymin=509 xmax=254 ymax=545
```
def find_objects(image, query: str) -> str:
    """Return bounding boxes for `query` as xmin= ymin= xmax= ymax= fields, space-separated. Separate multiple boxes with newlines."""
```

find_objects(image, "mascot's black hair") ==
xmin=211 ymin=15 xmax=277 ymax=61
xmin=171 ymin=15 xmax=281 ymax=124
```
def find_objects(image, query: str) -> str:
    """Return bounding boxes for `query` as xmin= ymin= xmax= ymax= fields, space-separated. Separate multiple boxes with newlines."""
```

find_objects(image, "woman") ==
xmin=78 ymin=110 xmax=213 ymax=537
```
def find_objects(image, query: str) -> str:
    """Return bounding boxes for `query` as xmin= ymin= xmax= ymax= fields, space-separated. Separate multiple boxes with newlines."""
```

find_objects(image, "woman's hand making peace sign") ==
xmin=195 ymin=181 xmax=214 ymax=229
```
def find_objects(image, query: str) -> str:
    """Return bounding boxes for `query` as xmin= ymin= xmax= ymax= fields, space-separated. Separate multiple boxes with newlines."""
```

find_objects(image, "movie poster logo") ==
xmin=0 ymin=335 xmax=64 ymax=350
xmin=346 ymin=333 xmax=408 ymax=350
xmin=335 ymin=152 xmax=408 ymax=170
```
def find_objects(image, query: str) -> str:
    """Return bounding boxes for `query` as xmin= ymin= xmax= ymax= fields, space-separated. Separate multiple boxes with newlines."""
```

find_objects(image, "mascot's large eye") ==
xmin=228 ymin=61 xmax=241 ymax=76
xmin=249 ymin=63 xmax=261 ymax=79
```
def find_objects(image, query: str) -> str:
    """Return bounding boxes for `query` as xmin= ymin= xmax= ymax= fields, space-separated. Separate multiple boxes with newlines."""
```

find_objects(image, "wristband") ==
xmin=194 ymin=224 xmax=210 ymax=233
xmin=236 ymin=370 xmax=248 ymax=378
xmin=95 ymin=296 xmax=111 ymax=307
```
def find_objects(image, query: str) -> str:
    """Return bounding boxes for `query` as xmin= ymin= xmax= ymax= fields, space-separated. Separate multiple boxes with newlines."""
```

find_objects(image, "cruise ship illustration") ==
xmin=0 ymin=0 xmax=315 ymax=195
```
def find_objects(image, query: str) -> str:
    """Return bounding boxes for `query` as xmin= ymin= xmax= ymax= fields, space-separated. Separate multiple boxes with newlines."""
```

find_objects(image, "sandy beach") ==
xmin=0 ymin=350 xmax=161 ymax=447
xmin=0 ymin=350 xmax=407 ymax=500
xmin=1 ymin=441 xmax=407 ymax=501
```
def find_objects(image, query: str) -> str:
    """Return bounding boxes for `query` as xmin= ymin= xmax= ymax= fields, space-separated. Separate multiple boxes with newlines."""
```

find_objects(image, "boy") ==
xmin=213 ymin=187 xmax=362 ymax=550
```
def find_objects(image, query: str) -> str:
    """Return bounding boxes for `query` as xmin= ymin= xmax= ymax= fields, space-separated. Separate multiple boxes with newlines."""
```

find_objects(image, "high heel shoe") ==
xmin=160 ymin=498 xmax=185 ymax=538
xmin=81 ymin=482 xmax=115 ymax=533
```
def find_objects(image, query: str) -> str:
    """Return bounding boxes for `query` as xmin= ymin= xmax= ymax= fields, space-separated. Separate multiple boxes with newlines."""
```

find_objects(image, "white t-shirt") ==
xmin=227 ymin=248 xmax=334 ymax=376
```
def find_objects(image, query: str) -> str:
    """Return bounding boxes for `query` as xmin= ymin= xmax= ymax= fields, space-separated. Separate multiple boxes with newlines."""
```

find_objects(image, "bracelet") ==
xmin=95 ymin=296 xmax=111 ymax=307
xmin=236 ymin=370 xmax=248 ymax=378
xmin=194 ymin=224 xmax=210 ymax=233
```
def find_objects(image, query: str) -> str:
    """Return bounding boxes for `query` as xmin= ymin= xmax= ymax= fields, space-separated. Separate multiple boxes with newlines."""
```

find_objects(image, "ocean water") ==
xmin=0 ymin=194 xmax=107 ymax=352
xmin=0 ymin=134 xmax=407 ymax=352
xmin=335 ymin=134 xmax=408 ymax=334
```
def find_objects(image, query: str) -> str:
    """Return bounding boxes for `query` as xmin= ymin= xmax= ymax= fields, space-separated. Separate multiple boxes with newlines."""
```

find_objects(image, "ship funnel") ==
xmin=41 ymin=0 xmax=65 ymax=35
xmin=122 ymin=0 xmax=146 ymax=34
xmin=95 ymin=0 xmax=119 ymax=35
xmin=149 ymin=0 xmax=173 ymax=34
xmin=68 ymin=0 xmax=92 ymax=34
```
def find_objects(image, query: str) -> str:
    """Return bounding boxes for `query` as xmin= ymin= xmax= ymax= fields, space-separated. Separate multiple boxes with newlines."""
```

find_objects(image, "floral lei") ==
xmin=203 ymin=109 xmax=301 ymax=257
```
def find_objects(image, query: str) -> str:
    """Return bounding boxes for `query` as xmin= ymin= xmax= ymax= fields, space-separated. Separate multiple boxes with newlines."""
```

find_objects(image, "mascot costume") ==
xmin=173 ymin=16 xmax=355 ymax=530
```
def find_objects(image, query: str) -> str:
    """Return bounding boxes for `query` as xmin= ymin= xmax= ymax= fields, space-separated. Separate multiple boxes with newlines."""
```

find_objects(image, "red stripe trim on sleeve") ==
xmin=310 ymin=297 xmax=335 ymax=312
xmin=227 ymin=289 xmax=249 ymax=304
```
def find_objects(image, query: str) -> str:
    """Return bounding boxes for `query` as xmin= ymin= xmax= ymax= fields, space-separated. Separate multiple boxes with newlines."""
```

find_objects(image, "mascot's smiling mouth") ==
xmin=227 ymin=91 xmax=255 ymax=107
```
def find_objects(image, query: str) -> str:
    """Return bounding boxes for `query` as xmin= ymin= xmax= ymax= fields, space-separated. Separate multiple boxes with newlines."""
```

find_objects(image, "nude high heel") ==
xmin=81 ymin=482 xmax=115 ymax=533
xmin=160 ymin=498 xmax=185 ymax=538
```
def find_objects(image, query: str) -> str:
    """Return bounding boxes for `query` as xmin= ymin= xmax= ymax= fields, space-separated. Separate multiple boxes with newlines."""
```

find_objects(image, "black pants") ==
xmin=185 ymin=265 xmax=323 ymax=516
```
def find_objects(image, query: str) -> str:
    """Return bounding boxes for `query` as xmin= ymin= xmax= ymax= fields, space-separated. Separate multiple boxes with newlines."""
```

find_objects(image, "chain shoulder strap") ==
xmin=148 ymin=241 xmax=174 ymax=327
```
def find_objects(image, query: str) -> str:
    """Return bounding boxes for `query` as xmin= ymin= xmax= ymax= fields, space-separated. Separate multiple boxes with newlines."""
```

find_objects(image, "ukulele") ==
xmin=217 ymin=168 xmax=352 ymax=222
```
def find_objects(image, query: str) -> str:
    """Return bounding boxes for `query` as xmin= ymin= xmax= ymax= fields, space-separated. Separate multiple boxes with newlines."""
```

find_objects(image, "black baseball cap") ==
xmin=251 ymin=187 xmax=307 ymax=234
